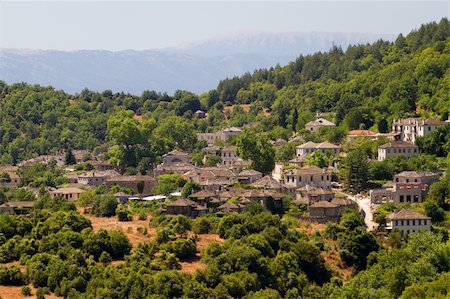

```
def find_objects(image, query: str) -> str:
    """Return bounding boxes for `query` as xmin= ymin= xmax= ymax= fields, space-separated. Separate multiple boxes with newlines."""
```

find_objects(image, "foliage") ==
xmin=155 ymin=173 xmax=186 ymax=195
xmin=236 ymin=130 xmax=275 ymax=174
xmin=91 ymin=194 xmax=118 ymax=217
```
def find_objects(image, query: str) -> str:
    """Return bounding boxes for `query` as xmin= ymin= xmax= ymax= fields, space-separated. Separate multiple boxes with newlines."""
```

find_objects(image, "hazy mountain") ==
xmin=0 ymin=32 xmax=395 ymax=94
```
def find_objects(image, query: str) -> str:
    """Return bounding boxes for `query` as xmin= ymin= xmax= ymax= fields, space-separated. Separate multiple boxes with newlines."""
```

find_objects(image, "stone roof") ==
xmin=310 ymin=201 xmax=338 ymax=208
xmin=167 ymin=198 xmax=197 ymax=207
xmin=297 ymin=141 xmax=340 ymax=149
xmin=289 ymin=155 xmax=308 ymax=163
xmin=51 ymin=187 xmax=85 ymax=194
xmin=298 ymin=185 xmax=333 ymax=196
xmin=393 ymin=118 xmax=445 ymax=126
xmin=106 ymin=175 xmax=156 ymax=182
xmin=190 ymin=190 xmax=216 ymax=199
xmin=379 ymin=141 xmax=418 ymax=149
xmin=348 ymin=130 xmax=377 ymax=136
xmin=165 ymin=149 xmax=189 ymax=157
xmin=0 ymin=201 xmax=35 ymax=208
xmin=217 ymin=202 xmax=241 ymax=210
xmin=238 ymin=169 xmax=262 ymax=177
xmin=78 ymin=170 xmax=121 ymax=178
xmin=251 ymin=175 xmax=282 ymax=189
xmin=394 ymin=171 xmax=440 ymax=178
xmin=305 ymin=118 xmax=335 ymax=127
xmin=330 ymin=197 xmax=354 ymax=206
xmin=387 ymin=209 xmax=431 ymax=220
xmin=284 ymin=166 xmax=329 ymax=176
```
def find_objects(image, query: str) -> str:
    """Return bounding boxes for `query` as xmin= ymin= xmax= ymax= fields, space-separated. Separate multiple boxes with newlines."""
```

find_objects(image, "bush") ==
xmin=0 ymin=266 xmax=25 ymax=285
xmin=99 ymin=251 xmax=112 ymax=264
xmin=116 ymin=204 xmax=132 ymax=221
xmin=164 ymin=237 xmax=197 ymax=259
xmin=138 ymin=211 xmax=147 ymax=220
xmin=91 ymin=195 xmax=118 ymax=217
xmin=192 ymin=217 xmax=213 ymax=234
xmin=21 ymin=285 xmax=32 ymax=296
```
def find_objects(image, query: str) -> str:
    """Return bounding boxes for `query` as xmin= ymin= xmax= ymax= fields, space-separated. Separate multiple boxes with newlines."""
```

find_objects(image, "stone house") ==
xmin=283 ymin=166 xmax=332 ymax=195
xmin=154 ymin=162 xmax=196 ymax=176
xmin=251 ymin=175 xmax=283 ymax=192
xmin=370 ymin=171 xmax=440 ymax=204
xmin=309 ymin=197 xmax=356 ymax=223
xmin=392 ymin=118 xmax=446 ymax=144
xmin=221 ymin=146 xmax=239 ymax=166
xmin=0 ymin=201 xmax=35 ymax=215
xmin=50 ymin=187 xmax=85 ymax=201
xmin=387 ymin=209 xmax=431 ymax=234
xmin=162 ymin=150 xmax=190 ymax=165
xmin=196 ymin=127 xmax=242 ymax=146
xmin=77 ymin=170 xmax=120 ymax=187
xmin=297 ymin=185 xmax=335 ymax=204
xmin=377 ymin=141 xmax=419 ymax=161
xmin=305 ymin=118 xmax=335 ymax=133
xmin=105 ymin=175 xmax=157 ymax=196
xmin=217 ymin=202 xmax=242 ymax=213
xmin=183 ymin=167 xmax=237 ymax=191
xmin=166 ymin=198 xmax=207 ymax=217
xmin=296 ymin=141 xmax=340 ymax=156
xmin=289 ymin=155 xmax=308 ymax=167
xmin=237 ymin=169 xmax=263 ymax=184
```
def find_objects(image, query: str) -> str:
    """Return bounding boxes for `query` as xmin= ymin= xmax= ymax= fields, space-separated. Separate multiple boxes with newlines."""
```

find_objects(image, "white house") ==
xmin=387 ymin=209 xmax=431 ymax=234
xmin=392 ymin=118 xmax=446 ymax=144
xmin=377 ymin=141 xmax=419 ymax=161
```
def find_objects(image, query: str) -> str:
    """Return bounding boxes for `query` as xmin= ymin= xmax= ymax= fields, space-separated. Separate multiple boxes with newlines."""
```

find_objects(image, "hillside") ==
xmin=0 ymin=19 xmax=448 ymax=166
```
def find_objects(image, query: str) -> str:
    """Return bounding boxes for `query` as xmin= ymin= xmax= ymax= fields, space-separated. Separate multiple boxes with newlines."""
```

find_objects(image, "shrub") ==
xmin=138 ymin=211 xmax=147 ymax=220
xmin=192 ymin=217 xmax=213 ymax=234
xmin=21 ymin=285 xmax=32 ymax=296
xmin=116 ymin=204 xmax=132 ymax=221
xmin=99 ymin=251 xmax=112 ymax=264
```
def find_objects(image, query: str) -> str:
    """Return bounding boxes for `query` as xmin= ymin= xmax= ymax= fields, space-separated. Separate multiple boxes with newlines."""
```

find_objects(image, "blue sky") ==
xmin=1 ymin=1 xmax=449 ymax=50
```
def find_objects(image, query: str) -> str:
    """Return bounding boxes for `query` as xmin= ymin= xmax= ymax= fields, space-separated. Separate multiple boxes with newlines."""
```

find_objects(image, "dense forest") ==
xmin=0 ymin=18 xmax=449 ymax=299
xmin=0 ymin=18 xmax=449 ymax=168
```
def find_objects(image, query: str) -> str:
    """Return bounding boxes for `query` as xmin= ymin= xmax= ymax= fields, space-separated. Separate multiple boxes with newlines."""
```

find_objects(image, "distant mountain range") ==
xmin=0 ymin=32 xmax=395 ymax=94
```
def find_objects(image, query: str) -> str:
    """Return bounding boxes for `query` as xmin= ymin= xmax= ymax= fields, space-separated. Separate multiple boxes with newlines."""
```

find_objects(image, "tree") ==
xmin=64 ymin=149 xmax=76 ymax=165
xmin=341 ymin=148 xmax=369 ymax=192
xmin=236 ymin=130 xmax=275 ymax=174
xmin=307 ymin=151 xmax=328 ymax=168
xmin=155 ymin=174 xmax=186 ymax=195
xmin=292 ymin=108 xmax=299 ymax=132
xmin=91 ymin=195 xmax=118 ymax=217
xmin=181 ymin=180 xmax=201 ymax=198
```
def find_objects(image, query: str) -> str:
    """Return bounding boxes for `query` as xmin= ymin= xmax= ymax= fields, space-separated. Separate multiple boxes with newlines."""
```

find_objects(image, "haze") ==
xmin=1 ymin=1 xmax=449 ymax=51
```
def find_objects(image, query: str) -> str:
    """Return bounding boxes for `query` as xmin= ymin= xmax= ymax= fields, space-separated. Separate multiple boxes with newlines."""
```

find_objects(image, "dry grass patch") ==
xmin=0 ymin=285 xmax=62 ymax=299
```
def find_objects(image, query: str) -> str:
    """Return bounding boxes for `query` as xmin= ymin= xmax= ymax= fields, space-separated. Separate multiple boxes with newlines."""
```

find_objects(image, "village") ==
xmin=1 ymin=115 xmax=448 ymax=238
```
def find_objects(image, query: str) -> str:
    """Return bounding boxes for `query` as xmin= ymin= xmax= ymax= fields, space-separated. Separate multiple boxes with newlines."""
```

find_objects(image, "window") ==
xmin=406 ymin=195 xmax=411 ymax=202
xmin=412 ymin=220 xmax=415 ymax=225
xmin=299 ymin=177 xmax=302 ymax=182
xmin=418 ymin=220 xmax=421 ymax=225
xmin=395 ymin=178 xmax=399 ymax=182
xmin=414 ymin=195 xmax=419 ymax=202
xmin=406 ymin=179 xmax=409 ymax=183
xmin=407 ymin=220 xmax=409 ymax=225
xmin=428 ymin=126 xmax=431 ymax=131
xmin=321 ymin=176 xmax=324 ymax=181
xmin=401 ymin=220 xmax=403 ymax=225
xmin=400 ymin=195 xmax=404 ymax=203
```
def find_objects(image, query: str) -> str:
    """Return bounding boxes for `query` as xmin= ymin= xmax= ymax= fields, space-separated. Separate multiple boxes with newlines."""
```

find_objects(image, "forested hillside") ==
xmin=0 ymin=18 xmax=449 ymax=167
